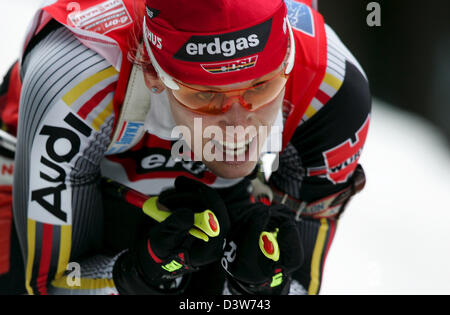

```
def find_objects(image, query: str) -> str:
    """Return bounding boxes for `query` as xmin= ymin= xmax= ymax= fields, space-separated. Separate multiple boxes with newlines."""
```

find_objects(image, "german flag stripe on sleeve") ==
xmin=26 ymin=220 xmax=72 ymax=295
xmin=307 ymin=218 xmax=337 ymax=295
xmin=300 ymin=25 xmax=348 ymax=124
xmin=61 ymin=65 xmax=118 ymax=131
xmin=56 ymin=225 xmax=72 ymax=279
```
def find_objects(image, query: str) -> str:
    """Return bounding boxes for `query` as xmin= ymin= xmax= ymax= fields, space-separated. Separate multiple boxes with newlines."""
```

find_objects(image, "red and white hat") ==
xmin=143 ymin=0 xmax=295 ymax=89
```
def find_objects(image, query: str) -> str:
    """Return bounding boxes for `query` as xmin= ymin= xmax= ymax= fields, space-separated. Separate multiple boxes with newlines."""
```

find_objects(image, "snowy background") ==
xmin=1 ymin=0 xmax=449 ymax=295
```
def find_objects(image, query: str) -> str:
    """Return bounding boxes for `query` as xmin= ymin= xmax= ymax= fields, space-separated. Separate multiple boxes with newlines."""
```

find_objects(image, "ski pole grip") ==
xmin=102 ymin=178 xmax=216 ymax=242
xmin=259 ymin=229 xmax=280 ymax=262
xmin=142 ymin=197 xmax=219 ymax=242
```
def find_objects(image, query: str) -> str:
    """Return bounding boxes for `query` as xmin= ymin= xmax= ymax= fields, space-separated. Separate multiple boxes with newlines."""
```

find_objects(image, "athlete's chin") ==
xmin=205 ymin=160 xmax=257 ymax=179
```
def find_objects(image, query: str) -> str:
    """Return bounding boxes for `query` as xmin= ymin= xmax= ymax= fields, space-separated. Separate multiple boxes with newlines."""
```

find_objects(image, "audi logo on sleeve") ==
xmin=29 ymin=109 xmax=92 ymax=225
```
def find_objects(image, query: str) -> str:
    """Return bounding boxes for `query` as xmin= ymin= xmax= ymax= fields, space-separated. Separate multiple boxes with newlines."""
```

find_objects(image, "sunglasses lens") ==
xmin=242 ymin=76 xmax=287 ymax=110
xmin=172 ymin=73 xmax=287 ymax=114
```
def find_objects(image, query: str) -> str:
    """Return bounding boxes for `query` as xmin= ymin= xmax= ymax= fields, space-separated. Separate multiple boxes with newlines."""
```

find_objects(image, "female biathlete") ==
xmin=0 ymin=0 xmax=371 ymax=295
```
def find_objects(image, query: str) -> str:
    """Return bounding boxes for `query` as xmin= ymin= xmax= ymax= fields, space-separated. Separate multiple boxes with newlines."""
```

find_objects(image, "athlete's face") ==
xmin=143 ymin=66 xmax=285 ymax=179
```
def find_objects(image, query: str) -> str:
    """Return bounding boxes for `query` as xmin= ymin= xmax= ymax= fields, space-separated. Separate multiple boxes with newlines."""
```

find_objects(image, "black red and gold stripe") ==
xmin=293 ymin=217 xmax=338 ymax=295
xmin=25 ymin=219 xmax=72 ymax=295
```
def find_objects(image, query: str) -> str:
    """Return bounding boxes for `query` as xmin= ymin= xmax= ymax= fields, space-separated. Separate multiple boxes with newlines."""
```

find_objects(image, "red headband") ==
xmin=144 ymin=0 xmax=289 ymax=86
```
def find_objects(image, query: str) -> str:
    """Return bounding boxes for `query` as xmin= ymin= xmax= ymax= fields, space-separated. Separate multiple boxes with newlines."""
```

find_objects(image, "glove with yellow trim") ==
xmin=113 ymin=176 xmax=230 ymax=294
xmin=222 ymin=203 xmax=303 ymax=295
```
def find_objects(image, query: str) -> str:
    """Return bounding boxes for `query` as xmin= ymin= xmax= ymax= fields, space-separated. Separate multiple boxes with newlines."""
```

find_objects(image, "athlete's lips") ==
xmin=216 ymin=137 xmax=253 ymax=150
xmin=210 ymin=135 xmax=258 ymax=164
xmin=211 ymin=134 xmax=256 ymax=152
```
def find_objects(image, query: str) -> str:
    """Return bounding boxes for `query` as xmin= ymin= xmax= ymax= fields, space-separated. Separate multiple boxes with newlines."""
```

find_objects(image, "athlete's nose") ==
xmin=220 ymin=96 xmax=252 ymax=127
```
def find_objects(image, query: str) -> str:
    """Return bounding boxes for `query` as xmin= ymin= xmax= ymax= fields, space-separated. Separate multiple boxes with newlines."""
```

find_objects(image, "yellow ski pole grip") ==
xmin=142 ymin=197 xmax=219 ymax=242
xmin=259 ymin=229 xmax=280 ymax=262
xmin=194 ymin=210 xmax=220 ymax=237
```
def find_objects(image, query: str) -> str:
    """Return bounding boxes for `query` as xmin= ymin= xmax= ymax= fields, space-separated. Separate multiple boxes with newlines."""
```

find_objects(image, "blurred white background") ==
xmin=1 ymin=0 xmax=449 ymax=295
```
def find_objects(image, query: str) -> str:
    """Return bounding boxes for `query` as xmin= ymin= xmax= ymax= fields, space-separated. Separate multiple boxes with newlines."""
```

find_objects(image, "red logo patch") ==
xmin=307 ymin=115 xmax=370 ymax=184
xmin=68 ymin=0 xmax=132 ymax=35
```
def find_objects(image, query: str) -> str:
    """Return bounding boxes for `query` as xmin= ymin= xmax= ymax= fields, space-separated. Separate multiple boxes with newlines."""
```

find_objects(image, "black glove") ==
xmin=222 ymin=203 xmax=303 ymax=295
xmin=113 ymin=176 xmax=230 ymax=294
